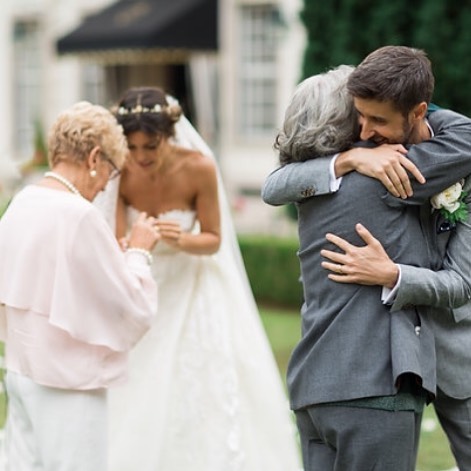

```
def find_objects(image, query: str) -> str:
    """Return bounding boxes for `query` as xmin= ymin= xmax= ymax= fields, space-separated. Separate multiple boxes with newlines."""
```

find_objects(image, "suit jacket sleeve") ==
xmin=384 ymin=109 xmax=471 ymax=207
xmin=261 ymin=156 xmax=334 ymax=206
xmin=391 ymin=179 xmax=471 ymax=323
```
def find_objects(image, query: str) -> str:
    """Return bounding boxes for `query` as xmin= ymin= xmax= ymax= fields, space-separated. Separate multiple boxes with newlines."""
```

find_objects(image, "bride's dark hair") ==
xmin=114 ymin=87 xmax=182 ymax=139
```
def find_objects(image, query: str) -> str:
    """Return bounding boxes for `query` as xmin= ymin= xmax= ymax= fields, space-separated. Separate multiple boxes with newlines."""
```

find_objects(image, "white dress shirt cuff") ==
xmin=329 ymin=154 xmax=342 ymax=192
xmin=381 ymin=265 xmax=402 ymax=304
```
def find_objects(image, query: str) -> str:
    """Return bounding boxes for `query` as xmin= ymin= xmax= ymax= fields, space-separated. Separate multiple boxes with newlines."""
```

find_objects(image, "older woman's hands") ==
xmin=126 ymin=212 xmax=161 ymax=252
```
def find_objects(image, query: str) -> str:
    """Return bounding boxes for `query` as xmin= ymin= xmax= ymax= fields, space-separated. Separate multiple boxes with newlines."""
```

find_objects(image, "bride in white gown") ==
xmin=98 ymin=87 xmax=302 ymax=471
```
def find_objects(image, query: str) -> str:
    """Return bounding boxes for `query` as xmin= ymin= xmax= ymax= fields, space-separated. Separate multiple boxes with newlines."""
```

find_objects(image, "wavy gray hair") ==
xmin=275 ymin=65 xmax=359 ymax=165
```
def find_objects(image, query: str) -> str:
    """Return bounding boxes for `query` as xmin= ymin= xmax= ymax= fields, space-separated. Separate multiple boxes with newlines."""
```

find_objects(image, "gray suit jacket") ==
xmin=392 ymin=176 xmax=471 ymax=399
xmin=262 ymin=110 xmax=471 ymax=409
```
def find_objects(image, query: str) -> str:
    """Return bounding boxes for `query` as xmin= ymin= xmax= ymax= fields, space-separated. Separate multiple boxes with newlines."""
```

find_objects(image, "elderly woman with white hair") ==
xmin=0 ymin=101 xmax=160 ymax=471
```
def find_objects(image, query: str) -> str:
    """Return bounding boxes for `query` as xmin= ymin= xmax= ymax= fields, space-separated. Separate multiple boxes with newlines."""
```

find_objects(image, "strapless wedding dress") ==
xmin=107 ymin=208 xmax=301 ymax=471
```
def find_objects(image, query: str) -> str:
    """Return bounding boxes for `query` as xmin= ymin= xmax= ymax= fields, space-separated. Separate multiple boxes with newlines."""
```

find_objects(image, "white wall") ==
xmin=0 ymin=3 xmax=13 ymax=162
xmin=1 ymin=0 xmax=114 ymax=162
xmin=218 ymin=0 xmax=304 ymax=233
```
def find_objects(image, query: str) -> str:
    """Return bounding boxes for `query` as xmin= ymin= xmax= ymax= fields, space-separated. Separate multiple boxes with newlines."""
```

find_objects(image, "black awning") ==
xmin=57 ymin=0 xmax=218 ymax=54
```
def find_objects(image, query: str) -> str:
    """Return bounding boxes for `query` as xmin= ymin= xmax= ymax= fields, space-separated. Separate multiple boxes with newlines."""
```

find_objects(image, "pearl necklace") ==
xmin=44 ymin=171 xmax=82 ymax=197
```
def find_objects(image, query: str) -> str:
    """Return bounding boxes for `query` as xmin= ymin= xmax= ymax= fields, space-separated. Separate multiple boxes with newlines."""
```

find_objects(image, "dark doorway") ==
xmin=104 ymin=63 xmax=194 ymax=123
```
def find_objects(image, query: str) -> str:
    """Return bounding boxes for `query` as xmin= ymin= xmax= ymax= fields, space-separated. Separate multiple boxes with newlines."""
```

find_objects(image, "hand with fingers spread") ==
xmin=337 ymin=144 xmax=426 ymax=199
xmin=320 ymin=223 xmax=399 ymax=288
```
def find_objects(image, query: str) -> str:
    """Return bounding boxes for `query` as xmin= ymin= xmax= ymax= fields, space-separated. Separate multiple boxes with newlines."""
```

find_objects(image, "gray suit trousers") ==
xmin=295 ymin=405 xmax=422 ymax=471
xmin=434 ymin=388 xmax=471 ymax=471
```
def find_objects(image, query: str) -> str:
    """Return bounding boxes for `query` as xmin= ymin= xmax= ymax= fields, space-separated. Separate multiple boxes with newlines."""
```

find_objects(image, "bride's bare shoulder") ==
xmin=177 ymin=147 xmax=216 ymax=174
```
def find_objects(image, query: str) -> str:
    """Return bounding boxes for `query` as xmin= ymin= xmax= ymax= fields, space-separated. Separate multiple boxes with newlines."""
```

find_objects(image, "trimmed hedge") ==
xmin=301 ymin=0 xmax=471 ymax=117
xmin=238 ymin=235 xmax=303 ymax=309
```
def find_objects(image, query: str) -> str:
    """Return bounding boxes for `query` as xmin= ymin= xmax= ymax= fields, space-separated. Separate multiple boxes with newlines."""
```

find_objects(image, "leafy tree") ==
xmin=300 ymin=0 xmax=471 ymax=116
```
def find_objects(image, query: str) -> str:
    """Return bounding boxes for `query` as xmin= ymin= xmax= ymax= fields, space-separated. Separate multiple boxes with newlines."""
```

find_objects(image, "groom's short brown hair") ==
xmin=347 ymin=45 xmax=435 ymax=116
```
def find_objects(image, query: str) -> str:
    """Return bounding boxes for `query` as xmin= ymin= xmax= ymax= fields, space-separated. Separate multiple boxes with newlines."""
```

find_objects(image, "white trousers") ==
xmin=5 ymin=371 xmax=107 ymax=471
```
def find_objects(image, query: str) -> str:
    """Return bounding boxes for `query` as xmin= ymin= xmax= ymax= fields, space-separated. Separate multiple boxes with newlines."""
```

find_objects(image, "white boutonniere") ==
xmin=430 ymin=180 xmax=468 ymax=224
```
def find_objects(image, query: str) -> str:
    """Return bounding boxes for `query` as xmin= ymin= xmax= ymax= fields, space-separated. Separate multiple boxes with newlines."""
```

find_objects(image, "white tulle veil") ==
xmin=171 ymin=113 xmax=257 ymax=310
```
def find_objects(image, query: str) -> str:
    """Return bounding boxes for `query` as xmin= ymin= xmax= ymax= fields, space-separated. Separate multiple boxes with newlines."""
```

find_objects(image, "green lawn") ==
xmin=259 ymin=306 xmax=457 ymax=471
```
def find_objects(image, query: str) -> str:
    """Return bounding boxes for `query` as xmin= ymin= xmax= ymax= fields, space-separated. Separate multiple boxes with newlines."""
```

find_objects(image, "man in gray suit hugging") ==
xmin=263 ymin=46 xmax=471 ymax=470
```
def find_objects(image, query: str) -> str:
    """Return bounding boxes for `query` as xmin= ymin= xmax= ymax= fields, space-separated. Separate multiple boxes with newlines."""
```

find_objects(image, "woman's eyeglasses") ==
xmin=101 ymin=154 xmax=121 ymax=180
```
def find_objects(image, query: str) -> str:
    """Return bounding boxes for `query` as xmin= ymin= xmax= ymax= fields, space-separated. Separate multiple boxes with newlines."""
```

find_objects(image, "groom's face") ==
xmin=354 ymin=98 xmax=417 ymax=145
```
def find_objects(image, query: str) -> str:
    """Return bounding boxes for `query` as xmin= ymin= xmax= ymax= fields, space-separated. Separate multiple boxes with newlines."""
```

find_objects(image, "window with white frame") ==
xmin=13 ymin=19 xmax=42 ymax=160
xmin=82 ymin=64 xmax=106 ymax=106
xmin=238 ymin=4 xmax=278 ymax=138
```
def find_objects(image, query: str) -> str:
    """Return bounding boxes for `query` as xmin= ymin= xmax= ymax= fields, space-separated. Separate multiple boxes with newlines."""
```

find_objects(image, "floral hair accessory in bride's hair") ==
xmin=116 ymin=91 xmax=167 ymax=116
xmin=117 ymin=103 xmax=165 ymax=116
xmin=431 ymin=180 xmax=468 ymax=225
